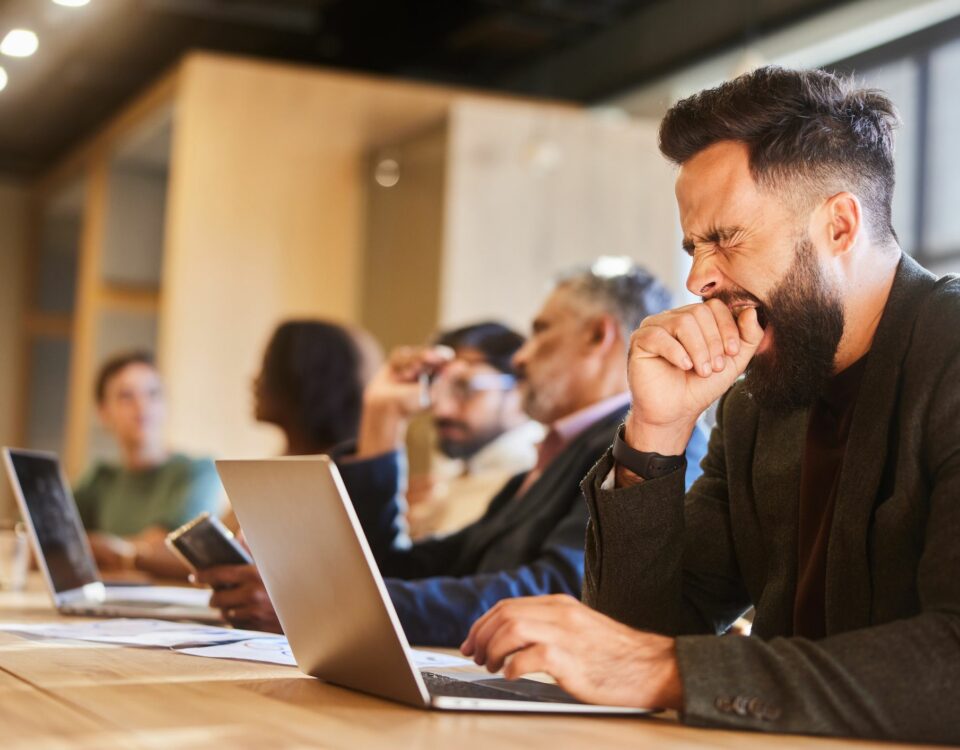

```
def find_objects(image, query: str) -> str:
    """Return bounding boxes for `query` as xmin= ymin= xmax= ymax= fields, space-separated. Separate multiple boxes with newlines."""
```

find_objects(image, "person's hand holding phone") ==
xmin=194 ymin=564 xmax=282 ymax=633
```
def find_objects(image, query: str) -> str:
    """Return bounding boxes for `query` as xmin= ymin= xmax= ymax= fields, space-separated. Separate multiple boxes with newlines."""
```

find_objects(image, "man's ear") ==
xmin=821 ymin=191 xmax=863 ymax=257
xmin=586 ymin=314 xmax=619 ymax=355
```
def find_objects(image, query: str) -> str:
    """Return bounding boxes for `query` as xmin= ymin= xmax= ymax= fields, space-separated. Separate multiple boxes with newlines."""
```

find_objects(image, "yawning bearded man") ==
xmin=462 ymin=66 xmax=960 ymax=744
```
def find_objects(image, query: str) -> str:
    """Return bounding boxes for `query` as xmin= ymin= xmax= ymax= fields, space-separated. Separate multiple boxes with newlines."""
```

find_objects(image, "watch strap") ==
xmin=612 ymin=424 xmax=686 ymax=480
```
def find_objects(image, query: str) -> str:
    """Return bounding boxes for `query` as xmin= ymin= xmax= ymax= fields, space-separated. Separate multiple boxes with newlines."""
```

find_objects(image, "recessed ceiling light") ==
xmin=53 ymin=0 xmax=91 ymax=6
xmin=1 ymin=29 xmax=39 ymax=58
xmin=0 ymin=67 xmax=7 ymax=93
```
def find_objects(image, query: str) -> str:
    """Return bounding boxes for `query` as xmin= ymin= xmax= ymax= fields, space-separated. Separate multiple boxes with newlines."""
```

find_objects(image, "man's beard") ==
xmin=435 ymin=419 xmax=503 ymax=460
xmin=713 ymin=238 xmax=845 ymax=413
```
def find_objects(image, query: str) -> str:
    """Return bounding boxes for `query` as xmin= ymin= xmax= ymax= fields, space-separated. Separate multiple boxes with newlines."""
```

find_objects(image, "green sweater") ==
xmin=73 ymin=453 xmax=221 ymax=536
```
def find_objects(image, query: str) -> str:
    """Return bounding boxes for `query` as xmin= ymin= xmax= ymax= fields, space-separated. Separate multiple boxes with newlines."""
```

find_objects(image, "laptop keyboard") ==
xmin=421 ymin=671 xmax=580 ymax=704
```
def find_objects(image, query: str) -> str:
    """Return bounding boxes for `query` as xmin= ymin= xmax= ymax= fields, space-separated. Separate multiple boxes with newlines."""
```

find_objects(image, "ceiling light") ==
xmin=53 ymin=0 xmax=91 ymax=6
xmin=1 ymin=29 xmax=39 ymax=58
xmin=0 ymin=67 xmax=7 ymax=93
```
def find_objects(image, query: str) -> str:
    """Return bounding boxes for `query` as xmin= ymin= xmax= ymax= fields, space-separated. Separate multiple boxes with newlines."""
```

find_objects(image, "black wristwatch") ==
xmin=612 ymin=424 xmax=686 ymax=480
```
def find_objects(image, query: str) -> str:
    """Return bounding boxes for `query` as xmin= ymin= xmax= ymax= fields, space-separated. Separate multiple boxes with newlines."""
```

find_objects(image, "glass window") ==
xmin=927 ymin=256 xmax=960 ymax=277
xmin=860 ymin=59 xmax=920 ymax=255
xmin=25 ymin=337 xmax=72 ymax=455
xmin=925 ymin=37 xmax=960 ymax=256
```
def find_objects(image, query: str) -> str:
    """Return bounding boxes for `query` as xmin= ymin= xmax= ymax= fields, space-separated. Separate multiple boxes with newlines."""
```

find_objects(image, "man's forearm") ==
xmin=583 ymin=452 xmax=688 ymax=632
xmin=676 ymin=612 xmax=960 ymax=743
xmin=356 ymin=398 xmax=409 ymax=458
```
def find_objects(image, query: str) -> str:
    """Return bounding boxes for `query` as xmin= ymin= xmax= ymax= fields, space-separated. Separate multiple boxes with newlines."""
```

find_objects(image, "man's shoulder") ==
xmin=914 ymin=273 xmax=960 ymax=336
xmin=574 ymin=407 xmax=629 ymax=454
xmin=74 ymin=461 xmax=118 ymax=493
xmin=164 ymin=453 xmax=217 ymax=482
xmin=899 ymin=273 xmax=960 ymax=373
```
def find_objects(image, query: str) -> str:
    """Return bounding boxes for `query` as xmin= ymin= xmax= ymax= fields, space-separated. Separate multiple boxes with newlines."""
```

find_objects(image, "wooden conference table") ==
xmin=0 ymin=581 xmax=931 ymax=750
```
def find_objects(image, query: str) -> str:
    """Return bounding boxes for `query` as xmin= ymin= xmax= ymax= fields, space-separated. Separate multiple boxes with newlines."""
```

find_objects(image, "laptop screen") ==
xmin=6 ymin=451 xmax=99 ymax=593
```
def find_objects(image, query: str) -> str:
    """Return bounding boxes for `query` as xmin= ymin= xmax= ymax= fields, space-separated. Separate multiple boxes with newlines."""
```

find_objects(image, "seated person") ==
xmin=74 ymin=351 xmax=221 ymax=572
xmin=124 ymin=320 xmax=382 ymax=578
xmin=462 ymin=67 xmax=960 ymax=745
xmin=251 ymin=319 xmax=382 ymax=457
xmin=407 ymin=321 xmax=544 ymax=538
xmin=199 ymin=263 xmax=709 ymax=645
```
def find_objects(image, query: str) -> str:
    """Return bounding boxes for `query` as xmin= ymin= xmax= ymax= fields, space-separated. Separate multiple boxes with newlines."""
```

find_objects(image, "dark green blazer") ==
xmin=582 ymin=253 xmax=960 ymax=743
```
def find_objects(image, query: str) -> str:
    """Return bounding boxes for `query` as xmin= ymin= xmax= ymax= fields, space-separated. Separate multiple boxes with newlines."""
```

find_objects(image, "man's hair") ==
xmin=260 ymin=320 xmax=374 ymax=449
xmin=95 ymin=350 xmax=156 ymax=404
xmin=434 ymin=322 xmax=525 ymax=374
xmin=555 ymin=260 xmax=673 ymax=345
xmin=659 ymin=66 xmax=900 ymax=242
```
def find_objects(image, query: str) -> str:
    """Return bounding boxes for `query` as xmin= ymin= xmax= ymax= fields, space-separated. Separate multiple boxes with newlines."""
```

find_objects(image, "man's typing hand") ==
xmin=461 ymin=594 xmax=683 ymax=710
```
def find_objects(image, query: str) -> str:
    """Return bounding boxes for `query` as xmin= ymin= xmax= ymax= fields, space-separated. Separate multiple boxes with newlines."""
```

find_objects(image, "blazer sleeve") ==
xmin=675 ymin=354 xmax=960 ymax=744
xmin=335 ymin=450 xmax=466 ymax=580
xmin=385 ymin=499 xmax=588 ymax=647
xmin=582 ymin=392 xmax=751 ymax=636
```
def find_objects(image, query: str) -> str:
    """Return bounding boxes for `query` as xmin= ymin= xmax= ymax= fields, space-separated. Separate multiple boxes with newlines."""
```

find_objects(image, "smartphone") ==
xmin=165 ymin=512 xmax=252 ymax=572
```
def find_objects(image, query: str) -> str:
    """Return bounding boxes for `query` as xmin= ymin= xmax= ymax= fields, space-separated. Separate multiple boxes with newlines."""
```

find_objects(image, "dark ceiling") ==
xmin=0 ymin=0 xmax=853 ymax=178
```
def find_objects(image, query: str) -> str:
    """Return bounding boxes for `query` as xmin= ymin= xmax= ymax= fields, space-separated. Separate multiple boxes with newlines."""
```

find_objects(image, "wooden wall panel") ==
xmin=0 ymin=181 xmax=28 ymax=519
xmin=159 ymin=55 xmax=459 ymax=458
xmin=63 ymin=161 xmax=108 ymax=480
xmin=360 ymin=124 xmax=448 ymax=351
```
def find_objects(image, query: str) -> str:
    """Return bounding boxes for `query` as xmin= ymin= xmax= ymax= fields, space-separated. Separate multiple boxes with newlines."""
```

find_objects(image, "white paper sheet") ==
xmin=179 ymin=636 xmax=297 ymax=666
xmin=410 ymin=648 xmax=474 ymax=669
xmin=179 ymin=637 xmax=473 ymax=670
xmin=0 ymin=619 xmax=271 ymax=649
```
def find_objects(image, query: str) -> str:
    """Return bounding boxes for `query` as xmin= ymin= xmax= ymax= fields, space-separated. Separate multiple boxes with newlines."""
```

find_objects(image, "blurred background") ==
xmin=2 ymin=0 xmax=959 ymax=517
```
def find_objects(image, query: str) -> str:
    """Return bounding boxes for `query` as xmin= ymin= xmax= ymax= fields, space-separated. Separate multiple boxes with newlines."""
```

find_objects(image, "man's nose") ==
xmin=686 ymin=251 xmax=723 ymax=298
xmin=431 ymin=390 xmax=458 ymax=416
xmin=511 ymin=344 xmax=529 ymax=373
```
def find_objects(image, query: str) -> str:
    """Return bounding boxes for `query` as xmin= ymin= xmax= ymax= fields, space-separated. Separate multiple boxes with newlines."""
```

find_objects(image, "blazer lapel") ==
xmin=506 ymin=407 xmax=627 ymax=529
xmin=825 ymin=254 xmax=937 ymax=633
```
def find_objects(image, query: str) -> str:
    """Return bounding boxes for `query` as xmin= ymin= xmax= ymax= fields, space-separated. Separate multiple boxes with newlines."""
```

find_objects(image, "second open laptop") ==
xmin=216 ymin=454 xmax=653 ymax=715
xmin=2 ymin=448 xmax=220 ymax=622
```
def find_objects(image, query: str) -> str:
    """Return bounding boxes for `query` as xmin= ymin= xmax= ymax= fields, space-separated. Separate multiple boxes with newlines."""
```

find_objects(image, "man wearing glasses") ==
xmin=200 ymin=261 xmax=708 ymax=646
xmin=405 ymin=322 xmax=545 ymax=539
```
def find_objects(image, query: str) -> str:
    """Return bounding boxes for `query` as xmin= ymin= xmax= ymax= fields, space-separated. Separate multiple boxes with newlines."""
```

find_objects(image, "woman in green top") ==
xmin=73 ymin=351 xmax=221 ymax=573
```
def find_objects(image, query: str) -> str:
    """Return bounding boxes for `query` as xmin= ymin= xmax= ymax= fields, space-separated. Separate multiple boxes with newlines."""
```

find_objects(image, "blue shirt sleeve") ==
xmin=161 ymin=458 xmax=223 ymax=529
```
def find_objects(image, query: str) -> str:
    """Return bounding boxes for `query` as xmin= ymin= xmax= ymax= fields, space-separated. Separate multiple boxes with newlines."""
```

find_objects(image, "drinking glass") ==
xmin=0 ymin=521 xmax=29 ymax=592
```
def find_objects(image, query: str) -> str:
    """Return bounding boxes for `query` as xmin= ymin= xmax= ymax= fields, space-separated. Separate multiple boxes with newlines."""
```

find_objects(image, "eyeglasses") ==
xmin=428 ymin=373 xmax=516 ymax=404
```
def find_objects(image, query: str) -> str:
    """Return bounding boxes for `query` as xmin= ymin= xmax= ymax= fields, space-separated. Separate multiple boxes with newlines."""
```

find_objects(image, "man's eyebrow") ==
xmin=682 ymin=225 xmax=746 ymax=255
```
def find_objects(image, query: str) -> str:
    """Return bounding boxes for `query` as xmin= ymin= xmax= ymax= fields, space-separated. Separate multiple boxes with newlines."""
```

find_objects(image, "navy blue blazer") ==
xmin=336 ymin=405 xmax=708 ymax=646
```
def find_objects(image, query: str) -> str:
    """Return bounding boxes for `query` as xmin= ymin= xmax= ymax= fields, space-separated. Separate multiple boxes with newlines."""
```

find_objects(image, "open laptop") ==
xmin=216 ymin=455 xmax=653 ymax=715
xmin=3 ymin=448 xmax=220 ymax=622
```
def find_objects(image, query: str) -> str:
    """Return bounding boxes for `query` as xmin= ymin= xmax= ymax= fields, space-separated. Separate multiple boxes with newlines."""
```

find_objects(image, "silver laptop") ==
xmin=217 ymin=455 xmax=653 ymax=715
xmin=3 ymin=447 xmax=220 ymax=622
